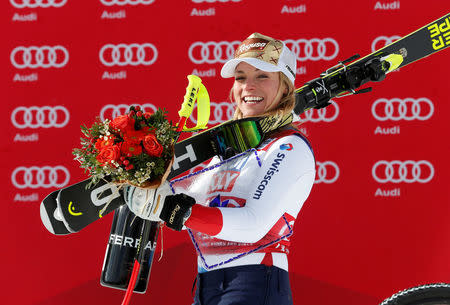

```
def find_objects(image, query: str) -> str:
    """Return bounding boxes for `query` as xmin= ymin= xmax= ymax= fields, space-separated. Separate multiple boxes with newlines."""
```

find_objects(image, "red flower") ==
xmin=95 ymin=136 xmax=115 ymax=151
xmin=123 ymin=126 xmax=150 ymax=144
xmin=143 ymin=134 xmax=163 ymax=157
xmin=96 ymin=145 xmax=120 ymax=166
xmin=110 ymin=115 xmax=134 ymax=131
xmin=121 ymin=141 xmax=142 ymax=156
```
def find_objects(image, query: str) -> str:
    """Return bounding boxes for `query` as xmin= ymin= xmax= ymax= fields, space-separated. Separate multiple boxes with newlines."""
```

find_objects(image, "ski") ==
xmin=294 ymin=12 xmax=450 ymax=115
xmin=40 ymin=115 xmax=293 ymax=235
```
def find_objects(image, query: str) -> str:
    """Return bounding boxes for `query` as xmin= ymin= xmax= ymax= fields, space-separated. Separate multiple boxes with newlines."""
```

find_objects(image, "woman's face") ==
xmin=232 ymin=62 xmax=282 ymax=118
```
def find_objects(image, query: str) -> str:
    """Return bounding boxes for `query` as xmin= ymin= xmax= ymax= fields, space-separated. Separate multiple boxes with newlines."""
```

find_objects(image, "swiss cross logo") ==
xmin=207 ymin=170 xmax=239 ymax=194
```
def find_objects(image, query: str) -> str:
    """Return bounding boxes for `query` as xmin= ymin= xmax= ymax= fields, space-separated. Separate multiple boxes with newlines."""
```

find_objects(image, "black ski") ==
xmin=40 ymin=115 xmax=292 ymax=235
xmin=294 ymin=12 xmax=450 ymax=114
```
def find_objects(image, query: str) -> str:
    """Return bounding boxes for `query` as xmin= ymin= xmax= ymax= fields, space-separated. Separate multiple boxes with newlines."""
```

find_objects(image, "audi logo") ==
xmin=188 ymin=41 xmax=241 ymax=64
xmin=11 ymin=46 xmax=69 ymax=69
xmin=188 ymin=38 xmax=339 ymax=64
xmin=99 ymin=43 xmax=158 ymax=67
xmin=372 ymin=98 xmax=434 ymax=121
xmin=300 ymin=100 xmax=339 ymax=123
xmin=315 ymin=161 xmax=339 ymax=184
xmin=11 ymin=106 xmax=70 ymax=129
xmin=10 ymin=0 xmax=67 ymax=8
xmin=99 ymin=103 xmax=157 ymax=120
xmin=284 ymin=38 xmax=339 ymax=62
xmin=11 ymin=166 xmax=70 ymax=189
xmin=372 ymin=160 xmax=434 ymax=183
xmin=189 ymin=101 xmax=234 ymax=125
xmin=371 ymin=36 xmax=401 ymax=52
xmin=192 ymin=0 xmax=241 ymax=2
xmin=100 ymin=0 xmax=155 ymax=5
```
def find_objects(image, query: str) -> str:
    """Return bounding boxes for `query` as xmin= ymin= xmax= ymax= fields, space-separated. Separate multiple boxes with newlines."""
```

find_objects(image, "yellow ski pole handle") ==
xmin=178 ymin=75 xmax=202 ymax=119
xmin=177 ymin=75 xmax=210 ymax=132
xmin=183 ymin=83 xmax=210 ymax=131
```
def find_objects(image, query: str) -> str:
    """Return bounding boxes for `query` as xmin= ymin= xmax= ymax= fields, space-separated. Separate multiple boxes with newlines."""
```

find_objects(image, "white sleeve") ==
xmin=214 ymin=134 xmax=315 ymax=243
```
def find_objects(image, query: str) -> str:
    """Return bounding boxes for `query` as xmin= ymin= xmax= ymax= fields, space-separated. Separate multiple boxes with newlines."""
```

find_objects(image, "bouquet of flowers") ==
xmin=73 ymin=106 xmax=178 ymax=188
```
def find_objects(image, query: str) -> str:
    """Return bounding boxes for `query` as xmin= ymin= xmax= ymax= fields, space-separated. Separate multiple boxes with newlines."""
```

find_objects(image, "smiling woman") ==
xmin=124 ymin=32 xmax=316 ymax=305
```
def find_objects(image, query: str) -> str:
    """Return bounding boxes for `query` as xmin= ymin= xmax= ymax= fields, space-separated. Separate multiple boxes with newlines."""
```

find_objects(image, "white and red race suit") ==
xmin=170 ymin=127 xmax=315 ymax=273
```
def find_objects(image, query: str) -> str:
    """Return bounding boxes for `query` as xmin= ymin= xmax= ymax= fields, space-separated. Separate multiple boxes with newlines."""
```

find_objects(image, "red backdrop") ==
xmin=2 ymin=1 xmax=450 ymax=304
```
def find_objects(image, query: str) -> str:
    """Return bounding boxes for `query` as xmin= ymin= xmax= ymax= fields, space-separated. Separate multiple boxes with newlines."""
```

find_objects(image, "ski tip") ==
xmin=40 ymin=192 xmax=72 ymax=235
xmin=40 ymin=201 xmax=56 ymax=235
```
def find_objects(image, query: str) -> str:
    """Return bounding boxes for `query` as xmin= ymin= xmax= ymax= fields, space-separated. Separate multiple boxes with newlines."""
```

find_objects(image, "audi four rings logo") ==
xmin=11 ymin=106 xmax=70 ymax=129
xmin=300 ymin=100 xmax=339 ymax=123
xmin=10 ymin=0 xmax=67 ymax=8
xmin=100 ymin=103 xmax=157 ymax=120
xmin=284 ymin=38 xmax=339 ymax=61
xmin=99 ymin=43 xmax=158 ymax=67
xmin=315 ymin=161 xmax=339 ymax=184
xmin=100 ymin=0 xmax=155 ymax=5
xmin=372 ymin=160 xmax=434 ymax=183
xmin=188 ymin=41 xmax=241 ymax=64
xmin=371 ymin=36 xmax=401 ymax=52
xmin=11 ymin=46 xmax=69 ymax=69
xmin=188 ymin=38 xmax=339 ymax=64
xmin=189 ymin=102 xmax=235 ymax=125
xmin=11 ymin=166 xmax=70 ymax=189
xmin=372 ymin=98 xmax=434 ymax=121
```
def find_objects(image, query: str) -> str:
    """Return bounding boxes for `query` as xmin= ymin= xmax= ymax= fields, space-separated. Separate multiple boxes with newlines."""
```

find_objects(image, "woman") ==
xmin=126 ymin=33 xmax=316 ymax=305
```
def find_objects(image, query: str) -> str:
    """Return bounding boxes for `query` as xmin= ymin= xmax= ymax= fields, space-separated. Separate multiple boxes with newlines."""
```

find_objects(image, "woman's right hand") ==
xmin=123 ymin=181 xmax=172 ymax=221
xmin=124 ymin=182 xmax=196 ymax=231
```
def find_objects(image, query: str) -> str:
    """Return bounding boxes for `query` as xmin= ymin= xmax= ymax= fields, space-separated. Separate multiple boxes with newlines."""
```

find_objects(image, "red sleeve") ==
xmin=184 ymin=205 xmax=223 ymax=236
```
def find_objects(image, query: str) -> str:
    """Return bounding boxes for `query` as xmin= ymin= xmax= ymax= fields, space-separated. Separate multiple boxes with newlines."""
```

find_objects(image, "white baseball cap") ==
xmin=220 ymin=32 xmax=297 ymax=85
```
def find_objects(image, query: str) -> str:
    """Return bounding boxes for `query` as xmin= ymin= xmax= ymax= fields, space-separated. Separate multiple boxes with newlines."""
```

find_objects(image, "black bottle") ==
xmin=101 ymin=204 xmax=159 ymax=293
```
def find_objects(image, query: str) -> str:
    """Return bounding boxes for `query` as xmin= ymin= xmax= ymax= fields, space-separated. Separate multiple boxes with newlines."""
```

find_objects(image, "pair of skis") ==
xmin=41 ymin=12 xmax=450 ymax=236
xmin=42 ymin=12 xmax=450 ymax=237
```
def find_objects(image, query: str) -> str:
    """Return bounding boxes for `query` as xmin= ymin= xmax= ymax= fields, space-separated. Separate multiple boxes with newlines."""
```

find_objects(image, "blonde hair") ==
xmin=230 ymin=72 xmax=295 ymax=121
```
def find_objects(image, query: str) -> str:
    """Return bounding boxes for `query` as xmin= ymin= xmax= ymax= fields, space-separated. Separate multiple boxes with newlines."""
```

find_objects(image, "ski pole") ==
xmin=120 ymin=75 xmax=210 ymax=305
